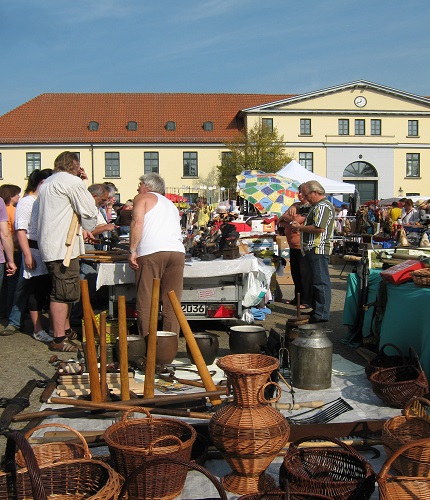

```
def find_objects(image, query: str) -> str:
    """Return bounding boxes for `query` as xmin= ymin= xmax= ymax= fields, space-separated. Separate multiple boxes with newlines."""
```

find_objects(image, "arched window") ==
xmin=343 ymin=161 xmax=377 ymax=177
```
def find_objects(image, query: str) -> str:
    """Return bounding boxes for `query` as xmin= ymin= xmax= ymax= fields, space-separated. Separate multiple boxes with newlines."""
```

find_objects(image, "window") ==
xmin=408 ymin=120 xmax=419 ymax=136
xmin=338 ymin=119 xmax=349 ymax=135
xmin=0 ymin=153 xmax=2 ymax=177
xmin=406 ymin=153 xmax=420 ymax=177
xmin=221 ymin=151 xmax=232 ymax=166
xmin=165 ymin=121 xmax=176 ymax=131
xmin=371 ymin=119 xmax=381 ymax=136
xmin=105 ymin=152 xmax=120 ymax=177
xmin=26 ymin=152 xmax=41 ymax=177
xmin=144 ymin=152 xmax=159 ymax=174
xmin=299 ymin=152 xmax=313 ymax=172
xmin=262 ymin=118 xmax=273 ymax=132
xmin=355 ymin=119 xmax=365 ymax=135
xmin=300 ymin=119 xmax=311 ymax=135
xmin=127 ymin=121 xmax=138 ymax=131
xmin=203 ymin=121 xmax=214 ymax=131
xmin=88 ymin=121 xmax=99 ymax=131
xmin=183 ymin=152 xmax=198 ymax=177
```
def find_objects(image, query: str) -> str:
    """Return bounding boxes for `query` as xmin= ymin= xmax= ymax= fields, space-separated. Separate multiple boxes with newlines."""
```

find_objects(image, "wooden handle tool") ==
xmin=63 ymin=213 xmax=80 ymax=267
xmin=80 ymin=279 xmax=102 ymax=402
xmin=144 ymin=278 xmax=160 ymax=398
xmin=168 ymin=290 xmax=222 ymax=406
xmin=117 ymin=295 xmax=130 ymax=400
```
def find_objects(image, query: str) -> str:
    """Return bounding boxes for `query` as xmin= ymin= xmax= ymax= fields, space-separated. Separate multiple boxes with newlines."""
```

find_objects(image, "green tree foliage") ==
xmin=217 ymin=121 xmax=293 ymax=189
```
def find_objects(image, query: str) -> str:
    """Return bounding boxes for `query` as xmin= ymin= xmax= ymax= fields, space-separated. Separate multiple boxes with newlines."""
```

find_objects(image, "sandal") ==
xmin=33 ymin=330 xmax=54 ymax=343
xmin=48 ymin=339 xmax=79 ymax=353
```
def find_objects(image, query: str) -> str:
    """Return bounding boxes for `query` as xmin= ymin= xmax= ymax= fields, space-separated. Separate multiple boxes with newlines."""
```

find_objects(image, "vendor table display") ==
xmin=343 ymin=269 xmax=430 ymax=379
xmin=95 ymin=254 xmax=270 ymax=320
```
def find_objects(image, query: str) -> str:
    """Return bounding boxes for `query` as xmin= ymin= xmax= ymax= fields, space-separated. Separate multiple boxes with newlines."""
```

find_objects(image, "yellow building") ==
xmin=0 ymin=80 xmax=429 ymax=203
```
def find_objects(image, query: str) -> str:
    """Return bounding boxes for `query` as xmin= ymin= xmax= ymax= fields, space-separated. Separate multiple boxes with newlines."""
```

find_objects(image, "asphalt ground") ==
xmin=0 ymin=262 xmax=363 ymax=457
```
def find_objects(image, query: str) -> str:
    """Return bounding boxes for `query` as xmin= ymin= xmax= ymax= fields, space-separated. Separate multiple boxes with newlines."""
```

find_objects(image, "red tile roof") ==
xmin=0 ymin=93 xmax=293 ymax=144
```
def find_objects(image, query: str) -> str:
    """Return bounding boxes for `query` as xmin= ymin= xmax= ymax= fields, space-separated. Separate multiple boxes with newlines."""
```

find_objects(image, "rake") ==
xmin=286 ymin=397 xmax=353 ymax=425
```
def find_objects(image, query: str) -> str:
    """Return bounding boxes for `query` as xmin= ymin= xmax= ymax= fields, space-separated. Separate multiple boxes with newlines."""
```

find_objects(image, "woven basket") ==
xmin=365 ymin=343 xmax=410 ymax=380
xmin=118 ymin=456 xmax=227 ymax=500
xmin=411 ymin=267 xmax=430 ymax=287
xmin=382 ymin=397 xmax=430 ymax=476
xmin=103 ymin=407 xmax=196 ymax=500
xmin=15 ymin=423 xmax=92 ymax=467
xmin=369 ymin=348 xmax=429 ymax=408
xmin=0 ymin=430 xmax=123 ymax=500
xmin=279 ymin=436 xmax=376 ymax=500
xmin=238 ymin=489 xmax=331 ymax=499
xmin=378 ymin=438 xmax=430 ymax=500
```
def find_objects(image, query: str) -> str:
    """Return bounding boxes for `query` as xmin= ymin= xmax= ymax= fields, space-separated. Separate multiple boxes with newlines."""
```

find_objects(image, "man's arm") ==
xmin=16 ymin=229 xmax=35 ymax=270
xmin=128 ymin=194 xmax=145 ymax=270
xmin=0 ymin=221 xmax=17 ymax=275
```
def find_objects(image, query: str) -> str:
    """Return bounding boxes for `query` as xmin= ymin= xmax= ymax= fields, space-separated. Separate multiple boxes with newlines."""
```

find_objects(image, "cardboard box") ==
xmin=263 ymin=221 xmax=275 ymax=232
xmin=251 ymin=220 xmax=264 ymax=232
xmin=276 ymin=236 xmax=289 ymax=249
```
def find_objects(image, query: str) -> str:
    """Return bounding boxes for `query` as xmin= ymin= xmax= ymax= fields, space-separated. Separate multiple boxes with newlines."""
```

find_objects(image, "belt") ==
xmin=28 ymin=240 xmax=38 ymax=249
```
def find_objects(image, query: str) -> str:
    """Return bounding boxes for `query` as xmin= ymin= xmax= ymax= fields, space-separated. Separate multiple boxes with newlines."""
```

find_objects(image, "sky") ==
xmin=1 ymin=0 xmax=430 ymax=116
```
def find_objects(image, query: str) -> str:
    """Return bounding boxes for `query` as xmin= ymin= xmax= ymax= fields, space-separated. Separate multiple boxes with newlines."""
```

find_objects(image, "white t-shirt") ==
xmin=136 ymin=193 xmax=185 ymax=257
xmin=15 ymin=195 xmax=48 ymax=278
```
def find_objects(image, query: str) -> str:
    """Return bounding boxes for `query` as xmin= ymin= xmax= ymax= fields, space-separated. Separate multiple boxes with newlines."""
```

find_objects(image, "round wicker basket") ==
xmin=411 ymin=267 xmax=430 ymax=287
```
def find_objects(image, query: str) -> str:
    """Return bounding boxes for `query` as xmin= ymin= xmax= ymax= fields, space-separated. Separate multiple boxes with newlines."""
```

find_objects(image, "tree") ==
xmin=217 ymin=121 xmax=293 ymax=189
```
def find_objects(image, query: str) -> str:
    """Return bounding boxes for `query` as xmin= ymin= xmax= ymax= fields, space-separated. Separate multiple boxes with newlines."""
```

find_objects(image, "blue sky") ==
xmin=1 ymin=0 xmax=430 ymax=116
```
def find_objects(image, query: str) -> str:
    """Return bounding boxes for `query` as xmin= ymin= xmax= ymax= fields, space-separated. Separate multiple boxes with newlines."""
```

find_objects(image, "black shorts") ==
xmin=28 ymin=274 xmax=52 ymax=311
xmin=45 ymin=258 xmax=80 ymax=303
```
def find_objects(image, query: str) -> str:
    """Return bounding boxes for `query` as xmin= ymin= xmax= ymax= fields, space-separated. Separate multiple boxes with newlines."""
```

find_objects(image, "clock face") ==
xmin=354 ymin=96 xmax=367 ymax=108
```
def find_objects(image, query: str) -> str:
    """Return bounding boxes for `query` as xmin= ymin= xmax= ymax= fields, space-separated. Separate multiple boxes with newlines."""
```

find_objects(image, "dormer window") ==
xmin=203 ymin=121 xmax=214 ymax=131
xmin=127 ymin=121 xmax=138 ymax=131
xmin=165 ymin=121 xmax=176 ymax=131
xmin=88 ymin=121 xmax=99 ymax=131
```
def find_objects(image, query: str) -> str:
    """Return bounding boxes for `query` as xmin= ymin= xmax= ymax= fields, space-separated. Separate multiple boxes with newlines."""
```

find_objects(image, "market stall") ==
xmin=342 ymin=267 xmax=430 ymax=379
xmin=95 ymin=253 xmax=272 ymax=321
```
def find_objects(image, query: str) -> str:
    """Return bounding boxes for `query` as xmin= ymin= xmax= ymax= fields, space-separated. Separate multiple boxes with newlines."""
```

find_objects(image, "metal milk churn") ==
xmin=290 ymin=324 xmax=333 ymax=390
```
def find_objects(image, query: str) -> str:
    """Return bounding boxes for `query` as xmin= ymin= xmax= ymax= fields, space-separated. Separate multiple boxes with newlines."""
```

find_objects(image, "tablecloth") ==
xmin=96 ymin=254 xmax=260 ymax=289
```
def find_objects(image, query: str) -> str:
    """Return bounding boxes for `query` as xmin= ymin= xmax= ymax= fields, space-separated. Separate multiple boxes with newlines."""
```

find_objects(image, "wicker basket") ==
xmin=117 ymin=456 xmax=227 ymax=500
xmin=0 ymin=430 xmax=123 ymax=500
xmin=15 ymin=423 xmax=92 ymax=467
xmin=411 ymin=267 xmax=430 ymax=287
xmin=279 ymin=436 xmax=376 ymax=500
xmin=238 ymin=489 xmax=331 ymax=499
xmin=378 ymin=438 xmax=430 ymax=500
xmin=382 ymin=397 xmax=430 ymax=476
xmin=365 ymin=343 xmax=410 ymax=380
xmin=103 ymin=407 xmax=196 ymax=500
xmin=369 ymin=348 xmax=429 ymax=408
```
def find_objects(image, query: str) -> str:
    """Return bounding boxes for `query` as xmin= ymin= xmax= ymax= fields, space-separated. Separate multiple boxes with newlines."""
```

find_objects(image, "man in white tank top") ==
xmin=128 ymin=173 xmax=185 ymax=337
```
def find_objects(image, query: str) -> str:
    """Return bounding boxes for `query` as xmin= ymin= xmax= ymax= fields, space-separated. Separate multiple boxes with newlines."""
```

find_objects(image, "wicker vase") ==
xmin=209 ymin=354 xmax=290 ymax=494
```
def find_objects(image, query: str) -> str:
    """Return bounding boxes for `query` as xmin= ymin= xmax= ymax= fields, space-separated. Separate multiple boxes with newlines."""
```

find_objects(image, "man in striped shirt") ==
xmin=291 ymin=180 xmax=335 ymax=324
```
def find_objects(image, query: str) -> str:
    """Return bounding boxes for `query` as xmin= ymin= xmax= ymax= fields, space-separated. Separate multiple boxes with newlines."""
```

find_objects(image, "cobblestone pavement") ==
xmin=0 ymin=263 xmax=360 ymax=456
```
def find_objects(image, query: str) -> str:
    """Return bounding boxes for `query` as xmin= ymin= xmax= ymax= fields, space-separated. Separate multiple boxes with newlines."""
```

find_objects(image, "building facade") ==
xmin=0 ymin=80 xmax=429 ymax=203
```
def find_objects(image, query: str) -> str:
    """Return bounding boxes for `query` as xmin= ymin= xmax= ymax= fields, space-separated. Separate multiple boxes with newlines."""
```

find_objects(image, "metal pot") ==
xmin=186 ymin=333 xmax=219 ymax=365
xmin=227 ymin=325 xmax=267 ymax=354
xmin=114 ymin=335 xmax=146 ymax=368
xmin=290 ymin=324 xmax=333 ymax=390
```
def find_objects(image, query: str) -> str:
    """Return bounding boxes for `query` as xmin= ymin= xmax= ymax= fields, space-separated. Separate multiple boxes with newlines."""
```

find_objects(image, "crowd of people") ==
xmin=0 ymin=152 xmax=137 ymax=351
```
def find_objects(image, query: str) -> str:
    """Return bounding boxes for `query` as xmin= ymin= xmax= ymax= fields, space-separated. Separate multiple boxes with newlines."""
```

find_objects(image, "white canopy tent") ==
xmin=277 ymin=160 xmax=356 ymax=195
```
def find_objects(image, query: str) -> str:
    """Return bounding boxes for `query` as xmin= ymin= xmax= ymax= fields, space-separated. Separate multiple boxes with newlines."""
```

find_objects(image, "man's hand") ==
xmin=24 ymin=252 xmax=36 ymax=270
xmin=83 ymin=230 xmax=96 ymax=243
xmin=128 ymin=251 xmax=139 ymax=270
xmin=6 ymin=260 xmax=17 ymax=276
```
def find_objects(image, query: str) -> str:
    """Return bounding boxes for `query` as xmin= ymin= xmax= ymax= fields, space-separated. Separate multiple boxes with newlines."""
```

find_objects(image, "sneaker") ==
xmin=0 ymin=324 xmax=20 ymax=336
xmin=49 ymin=339 xmax=79 ymax=353
xmin=33 ymin=330 xmax=54 ymax=343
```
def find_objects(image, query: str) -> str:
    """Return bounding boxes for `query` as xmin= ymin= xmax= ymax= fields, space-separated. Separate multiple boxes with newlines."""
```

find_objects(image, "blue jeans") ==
xmin=305 ymin=250 xmax=331 ymax=321
xmin=8 ymin=272 xmax=30 ymax=328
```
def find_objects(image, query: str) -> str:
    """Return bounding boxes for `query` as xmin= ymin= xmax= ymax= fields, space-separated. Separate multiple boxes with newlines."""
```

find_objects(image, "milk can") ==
xmin=289 ymin=324 xmax=333 ymax=390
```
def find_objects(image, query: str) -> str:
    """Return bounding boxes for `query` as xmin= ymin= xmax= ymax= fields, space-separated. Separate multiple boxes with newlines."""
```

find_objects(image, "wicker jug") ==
xmin=209 ymin=354 xmax=290 ymax=495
